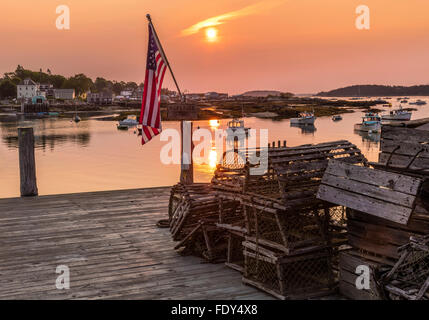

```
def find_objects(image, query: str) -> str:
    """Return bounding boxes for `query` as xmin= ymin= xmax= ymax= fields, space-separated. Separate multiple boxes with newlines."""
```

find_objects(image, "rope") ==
xmin=406 ymin=148 xmax=424 ymax=170
xmin=385 ymin=145 xmax=400 ymax=169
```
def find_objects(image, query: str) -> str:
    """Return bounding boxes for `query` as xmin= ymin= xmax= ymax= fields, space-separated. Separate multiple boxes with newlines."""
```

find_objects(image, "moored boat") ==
xmin=381 ymin=105 xmax=412 ymax=121
xmin=117 ymin=124 xmax=129 ymax=130
xmin=290 ymin=112 xmax=315 ymax=125
xmin=226 ymin=118 xmax=250 ymax=135
xmin=354 ymin=112 xmax=381 ymax=132
xmin=332 ymin=115 xmax=342 ymax=121
xmin=409 ymin=99 xmax=427 ymax=106
xmin=119 ymin=115 xmax=139 ymax=126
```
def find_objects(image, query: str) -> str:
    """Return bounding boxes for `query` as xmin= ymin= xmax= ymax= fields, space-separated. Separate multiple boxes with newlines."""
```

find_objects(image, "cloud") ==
xmin=181 ymin=0 xmax=285 ymax=36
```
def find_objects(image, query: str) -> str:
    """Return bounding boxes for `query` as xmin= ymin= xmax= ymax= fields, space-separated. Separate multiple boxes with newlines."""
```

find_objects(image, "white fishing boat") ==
xmin=290 ymin=112 xmax=315 ymax=125
xmin=381 ymin=105 xmax=412 ymax=121
xmin=354 ymin=112 xmax=381 ymax=132
xmin=119 ymin=115 xmax=139 ymax=126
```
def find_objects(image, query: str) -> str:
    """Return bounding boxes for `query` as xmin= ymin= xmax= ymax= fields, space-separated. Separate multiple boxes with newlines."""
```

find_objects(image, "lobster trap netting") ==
xmin=225 ymin=232 xmax=245 ymax=272
xmin=243 ymin=243 xmax=335 ymax=299
xmin=244 ymin=204 xmax=331 ymax=252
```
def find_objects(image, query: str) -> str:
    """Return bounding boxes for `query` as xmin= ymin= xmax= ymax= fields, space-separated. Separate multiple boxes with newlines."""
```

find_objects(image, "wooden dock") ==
xmin=0 ymin=187 xmax=272 ymax=300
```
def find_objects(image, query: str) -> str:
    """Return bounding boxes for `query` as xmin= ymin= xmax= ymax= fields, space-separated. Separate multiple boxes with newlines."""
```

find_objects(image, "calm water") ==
xmin=1 ymin=97 xmax=428 ymax=198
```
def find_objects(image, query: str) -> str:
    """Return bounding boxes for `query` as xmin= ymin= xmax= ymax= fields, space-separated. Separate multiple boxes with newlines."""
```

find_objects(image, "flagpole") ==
xmin=146 ymin=14 xmax=183 ymax=100
xmin=146 ymin=14 xmax=193 ymax=185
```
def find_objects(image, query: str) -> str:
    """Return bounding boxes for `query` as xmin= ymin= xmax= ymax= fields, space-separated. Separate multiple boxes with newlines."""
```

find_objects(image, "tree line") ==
xmin=0 ymin=65 xmax=144 ymax=99
xmin=317 ymin=84 xmax=429 ymax=97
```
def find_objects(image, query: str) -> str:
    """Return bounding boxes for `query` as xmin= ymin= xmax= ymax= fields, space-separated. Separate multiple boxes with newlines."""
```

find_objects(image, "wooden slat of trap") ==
xmin=317 ymin=160 xmax=422 ymax=225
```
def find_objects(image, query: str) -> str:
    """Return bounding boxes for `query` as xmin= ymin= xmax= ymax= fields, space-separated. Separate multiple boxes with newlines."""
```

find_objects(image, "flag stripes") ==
xmin=139 ymin=25 xmax=167 ymax=145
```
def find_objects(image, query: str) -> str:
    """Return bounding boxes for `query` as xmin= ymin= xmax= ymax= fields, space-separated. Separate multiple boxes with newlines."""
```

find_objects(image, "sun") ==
xmin=205 ymin=27 xmax=218 ymax=42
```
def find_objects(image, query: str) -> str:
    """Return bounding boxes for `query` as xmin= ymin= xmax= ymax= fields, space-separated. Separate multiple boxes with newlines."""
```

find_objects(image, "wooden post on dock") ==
xmin=18 ymin=128 xmax=38 ymax=196
xmin=180 ymin=121 xmax=194 ymax=184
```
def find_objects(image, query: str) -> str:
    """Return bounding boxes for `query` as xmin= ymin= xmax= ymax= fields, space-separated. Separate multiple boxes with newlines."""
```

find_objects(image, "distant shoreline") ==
xmin=0 ymin=97 xmax=384 ymax=121
xmin=317 ymin=85 xmax=429 ymax=97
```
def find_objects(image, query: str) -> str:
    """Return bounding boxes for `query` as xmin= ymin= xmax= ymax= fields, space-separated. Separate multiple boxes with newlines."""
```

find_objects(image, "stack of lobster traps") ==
xmin=317 ymin=124 xmax=429 ymax=300
xmin=211 ymin=140 xmax=367 ymax=299
xmin=168 ymin=183 xmax=232 ymax=262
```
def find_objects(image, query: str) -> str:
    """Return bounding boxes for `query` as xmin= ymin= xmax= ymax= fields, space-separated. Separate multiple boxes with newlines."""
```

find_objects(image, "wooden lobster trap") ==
xmin=270 ymin=140 xmax=366 ymax=206
xmin=242 ymin=241 xmax=336 ymax=299
xmin=240 ymin=141 xmax=366 ymax=253
xmin=240 ymin=194 xmax=330 ymax=254
xmin=168 ymin=183 xmax=234 ymax=262
xmin=371 ymin=126 xmax=429 ymax=178
xmin=382 ymin=235 xmax=429 ymax=300
xmin=216 ymin=223 xmax=246 ymax=272
xmin=168 ymin=183 xmax=218 ymax=241
xmin=318 ymin=159 xmax=426 ymax=261
xmin=211 ymin=146 xmax=275 ymax=194
xmin=173 ymin=220 xmax=228 ymax=262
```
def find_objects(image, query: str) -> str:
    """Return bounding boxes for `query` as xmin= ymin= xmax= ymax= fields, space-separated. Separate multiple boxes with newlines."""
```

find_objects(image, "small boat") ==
xmin=48 ymin=112 xmax=59 ymax=116
xmin=409 ymin=99 xmax=427 ymax=106
xmin=290 ymin=112 xmax=315 ymax=125
xmin=116 ymin=124 xmax=129 ymax=130
xmin=382 ymin=103 xmax=392 ymax=107
xmin=381 ymin=105 xmax=412 ymax=121
xmin=73 ymin=115 xmax=81 ymax=123
xmin=354 ymin=112 xmax=381 ymax=132
xmin=400 ymin=100 xmax=408 ymax=104
xmin=119 ymin=115 xmax=138 ymax=126
xmin=332 ymin=115 xmax=342 ymax=121
xmin=226 ymin=118 xmax=250 ymax=135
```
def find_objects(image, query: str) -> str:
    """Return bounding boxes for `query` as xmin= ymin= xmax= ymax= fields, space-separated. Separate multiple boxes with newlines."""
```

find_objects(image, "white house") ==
xmin=17 ymin=79 xmax=39 ymax=100
xmin=54 ymin=89 xmax=75 ymax=100
xmin=120 ymin=90 xmax=133 ymax=98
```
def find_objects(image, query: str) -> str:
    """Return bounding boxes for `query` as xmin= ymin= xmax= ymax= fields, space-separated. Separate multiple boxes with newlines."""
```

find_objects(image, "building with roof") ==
xmin=87 ymin=90 xmax=114 ymax=105
xmin=17 ymin=79 xmax=39 ymax=100
xmin=54 ymin=89 xmax=75 ymax=100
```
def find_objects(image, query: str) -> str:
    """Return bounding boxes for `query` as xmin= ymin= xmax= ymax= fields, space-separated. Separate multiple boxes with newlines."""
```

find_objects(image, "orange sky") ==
xmin=1 ymin=0 xmax=429 ymax=94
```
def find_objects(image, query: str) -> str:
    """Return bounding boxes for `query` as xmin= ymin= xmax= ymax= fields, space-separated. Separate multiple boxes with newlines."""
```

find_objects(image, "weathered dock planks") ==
xmin=0 ymin=187 xmax=272 ymax=300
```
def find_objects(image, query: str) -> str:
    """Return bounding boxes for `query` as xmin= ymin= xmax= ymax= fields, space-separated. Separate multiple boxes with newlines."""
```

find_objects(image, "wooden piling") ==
xmin=180 ymin=121 xmax=194 ymax=185
xmin=18 ymin=127 xmax=38 ymax=196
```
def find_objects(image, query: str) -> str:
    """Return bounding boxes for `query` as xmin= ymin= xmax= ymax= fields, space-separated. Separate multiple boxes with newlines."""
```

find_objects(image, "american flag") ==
xmin=139 ymin=25 xmax=167 ymax=145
